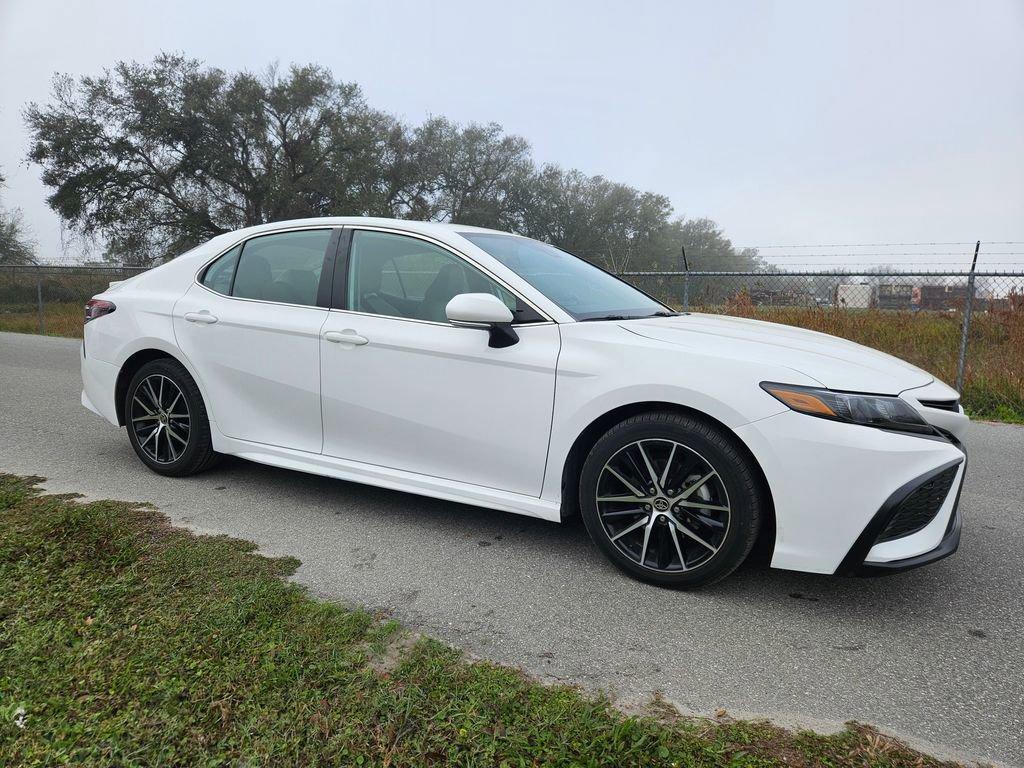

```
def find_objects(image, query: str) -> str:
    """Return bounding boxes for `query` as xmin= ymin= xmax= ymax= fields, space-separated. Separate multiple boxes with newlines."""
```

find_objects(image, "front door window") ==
xmin=346 ymin=230 xmax=542 ymax=323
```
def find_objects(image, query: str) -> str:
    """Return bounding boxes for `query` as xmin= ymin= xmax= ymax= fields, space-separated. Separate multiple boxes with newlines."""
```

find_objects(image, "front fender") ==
xmin=540 ymin=323 xmax=817 ymax=502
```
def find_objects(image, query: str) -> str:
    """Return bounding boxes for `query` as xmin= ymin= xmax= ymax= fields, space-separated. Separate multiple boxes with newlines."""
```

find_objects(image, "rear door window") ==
xmin=230 ymin=229 xmax=332 ymax=306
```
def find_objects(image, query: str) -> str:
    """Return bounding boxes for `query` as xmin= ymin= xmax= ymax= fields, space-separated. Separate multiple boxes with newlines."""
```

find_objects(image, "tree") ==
xmin=25 ymin=55 xmax=418 ymax=265
xmin=660 ymin=217 xmax=759 ymax=272
xmin=413 ymin=117 xmax=534 ymax=229
xmin=513 ymin=165 xmax=675 ymax=272
xmin=512 ymin=169 xmax=762 ymax=275
xmin=660 ymin=218 xmax=763 ymax=305
xmin=0 ymin=168 xmax=37 ymax=266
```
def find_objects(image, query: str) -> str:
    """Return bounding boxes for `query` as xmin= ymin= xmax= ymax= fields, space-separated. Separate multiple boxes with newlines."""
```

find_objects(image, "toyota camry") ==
xmin=81 ymin=218 xmax=968 ymax=587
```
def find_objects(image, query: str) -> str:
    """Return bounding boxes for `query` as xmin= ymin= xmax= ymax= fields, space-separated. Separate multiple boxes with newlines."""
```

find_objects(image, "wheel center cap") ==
xmin=653 ymin=497 xmax=670 ymax=511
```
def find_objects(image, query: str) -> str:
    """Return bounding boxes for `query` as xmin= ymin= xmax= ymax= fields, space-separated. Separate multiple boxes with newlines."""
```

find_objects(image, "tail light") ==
xmin=84 ymin=299 xmax=116 ymax=324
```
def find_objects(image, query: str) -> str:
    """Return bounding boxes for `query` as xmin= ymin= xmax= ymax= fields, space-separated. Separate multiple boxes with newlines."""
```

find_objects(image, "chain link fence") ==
xmin=2 ymin=264 xmax=1022 ymax=423
xmin=0 ymin=265 xmax=147 ymax=338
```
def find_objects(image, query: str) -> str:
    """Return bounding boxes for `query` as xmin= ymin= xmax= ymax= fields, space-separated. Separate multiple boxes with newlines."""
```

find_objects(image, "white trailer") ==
xmin=836 ymin=283 xmax=874 ymax=309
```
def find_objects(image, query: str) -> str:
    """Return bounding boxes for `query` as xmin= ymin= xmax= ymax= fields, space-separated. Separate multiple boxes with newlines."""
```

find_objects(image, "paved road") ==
xmin=2 ymin=331 xmax=1021 ymax=765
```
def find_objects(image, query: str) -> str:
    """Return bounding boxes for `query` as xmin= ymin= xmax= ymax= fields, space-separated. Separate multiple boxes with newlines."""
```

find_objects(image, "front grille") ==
xmin=919 ymin=398 xmax=960 ymax=413
xmin=876 ymin=465 xmax=959 ymax=543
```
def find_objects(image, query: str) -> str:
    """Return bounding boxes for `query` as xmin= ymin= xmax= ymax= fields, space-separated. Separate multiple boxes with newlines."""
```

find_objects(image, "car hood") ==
xmin=623 ymin=313 xmax=935 ymax=394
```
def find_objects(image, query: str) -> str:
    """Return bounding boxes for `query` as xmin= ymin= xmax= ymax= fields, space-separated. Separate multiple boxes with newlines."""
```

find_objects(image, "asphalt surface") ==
xmin=1 ymin=331 xmax=1022 ymax=766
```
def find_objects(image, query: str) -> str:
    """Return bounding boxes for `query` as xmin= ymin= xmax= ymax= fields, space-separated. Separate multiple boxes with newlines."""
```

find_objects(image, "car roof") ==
xmin=224 ymin=216 xmax=523 ymax=240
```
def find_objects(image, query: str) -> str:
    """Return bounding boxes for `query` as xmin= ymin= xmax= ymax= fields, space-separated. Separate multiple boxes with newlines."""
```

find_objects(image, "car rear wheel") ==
xmin=580 ymin=411 xmax=763 ymax=588
xmin=125 ymin=358 xmax=219 ymax=477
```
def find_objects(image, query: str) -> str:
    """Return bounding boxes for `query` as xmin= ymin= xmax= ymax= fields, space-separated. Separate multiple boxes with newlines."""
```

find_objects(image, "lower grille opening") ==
xmin=876 ymin=465 xmax=959 ymax=543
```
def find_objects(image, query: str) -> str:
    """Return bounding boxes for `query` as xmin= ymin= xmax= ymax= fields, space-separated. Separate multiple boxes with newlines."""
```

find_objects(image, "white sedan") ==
xmin=81 ymin=218 xmax=969 ymax=587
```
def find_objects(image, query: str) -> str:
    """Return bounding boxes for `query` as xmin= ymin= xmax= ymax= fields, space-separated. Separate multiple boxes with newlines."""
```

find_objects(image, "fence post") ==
xmin=955 ymin=240 xmax=981 ymax=395
xmin=680 ymin=245 xmax=690 ymax=311
xmin=36 ymin=274 xmax=45 ymax=335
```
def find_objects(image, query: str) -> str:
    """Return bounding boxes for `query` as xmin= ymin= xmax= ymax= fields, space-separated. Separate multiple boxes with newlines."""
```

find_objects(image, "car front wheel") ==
xmin=580 ymin=411 xmax=764 ymax=588
xmin=125 ymin=358 xmax=219 ymax=477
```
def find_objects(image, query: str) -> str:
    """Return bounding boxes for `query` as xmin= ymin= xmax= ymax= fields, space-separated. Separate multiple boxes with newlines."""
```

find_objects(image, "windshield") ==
xmin=459 ymin=233 xmax=671 ymax=321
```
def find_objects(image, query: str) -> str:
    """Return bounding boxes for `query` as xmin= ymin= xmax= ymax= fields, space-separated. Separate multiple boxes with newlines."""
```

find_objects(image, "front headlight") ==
xmin=760 ymin=382 xmax=934 ymax=435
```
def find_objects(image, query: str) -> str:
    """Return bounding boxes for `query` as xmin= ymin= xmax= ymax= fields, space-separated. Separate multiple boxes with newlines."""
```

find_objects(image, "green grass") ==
xmin=0 ymin=302 xmax=84 ymax=338
xmin=0 ymin=474 xmax=973 ymax=767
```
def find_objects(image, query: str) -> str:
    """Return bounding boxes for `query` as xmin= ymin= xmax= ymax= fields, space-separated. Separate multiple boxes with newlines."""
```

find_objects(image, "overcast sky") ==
xmin=1 ymin=0 xmax=1022 ymax=268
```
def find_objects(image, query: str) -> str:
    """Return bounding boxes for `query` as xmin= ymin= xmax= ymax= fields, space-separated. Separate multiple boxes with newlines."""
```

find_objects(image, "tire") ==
xmin=124 ymin=358 xmax=220 ymax=477
xmin=579 ymin=411 xmax=762 ymax=588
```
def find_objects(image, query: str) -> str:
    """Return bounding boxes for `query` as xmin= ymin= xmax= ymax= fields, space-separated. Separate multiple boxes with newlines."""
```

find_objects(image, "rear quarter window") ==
xmin=200 ymin=244 xmax=242 ymax=295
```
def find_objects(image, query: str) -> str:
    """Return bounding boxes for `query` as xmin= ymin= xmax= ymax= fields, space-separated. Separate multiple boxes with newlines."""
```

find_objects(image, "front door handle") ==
xmin=184 ymin=311 xmax=218 ymax=325
xmin=323 ymin=330 xmax=368 ymax=346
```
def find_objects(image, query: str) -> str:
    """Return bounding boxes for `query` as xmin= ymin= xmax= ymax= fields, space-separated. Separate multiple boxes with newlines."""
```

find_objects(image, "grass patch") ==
xmin=0 ymin=302 xmax=84 ymax=338
xmin=0 ymin=474 xmax=974 ymax=767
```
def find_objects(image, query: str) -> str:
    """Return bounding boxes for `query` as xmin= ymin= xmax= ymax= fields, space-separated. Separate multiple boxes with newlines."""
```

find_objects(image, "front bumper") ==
xmin=838 ymin=439 xmax=966 ymax=575
xmin=735 ymin=410 xmax=967 ymax=575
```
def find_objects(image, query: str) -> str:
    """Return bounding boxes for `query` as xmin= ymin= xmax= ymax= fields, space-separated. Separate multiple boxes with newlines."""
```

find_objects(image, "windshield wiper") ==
xmin=580 ymin=310 xmax=678 ymax=322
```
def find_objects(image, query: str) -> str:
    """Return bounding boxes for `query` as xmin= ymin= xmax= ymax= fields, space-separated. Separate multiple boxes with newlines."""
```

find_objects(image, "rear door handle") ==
xmin=323 ymin=330 xmax=368 ymax=346
xmin=184 ymin=311 xmax=218 ymax=325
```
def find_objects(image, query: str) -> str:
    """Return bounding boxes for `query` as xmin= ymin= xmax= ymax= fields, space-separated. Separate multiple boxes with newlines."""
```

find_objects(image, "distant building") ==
xmin=917 ymin=284 xmax=968 ymax=311
xmin=876 ymin=283 xmax=914 ymax=310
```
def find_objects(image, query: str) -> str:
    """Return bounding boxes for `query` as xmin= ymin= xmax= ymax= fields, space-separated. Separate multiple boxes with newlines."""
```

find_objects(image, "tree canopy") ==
xmin=26 ymin=54 xmax=760 ymax=271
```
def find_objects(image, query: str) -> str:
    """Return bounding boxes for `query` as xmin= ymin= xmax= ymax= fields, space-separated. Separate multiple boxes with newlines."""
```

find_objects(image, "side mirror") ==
xmin=446 ymin=293 xmax=519 ymax=348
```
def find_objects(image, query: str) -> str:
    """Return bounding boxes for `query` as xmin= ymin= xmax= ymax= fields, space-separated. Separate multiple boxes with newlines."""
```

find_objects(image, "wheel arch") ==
xmin=114 ymin=347 xmax=206 ymax=427
xmin=558 ymin=401 xmax=777 ymax=560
